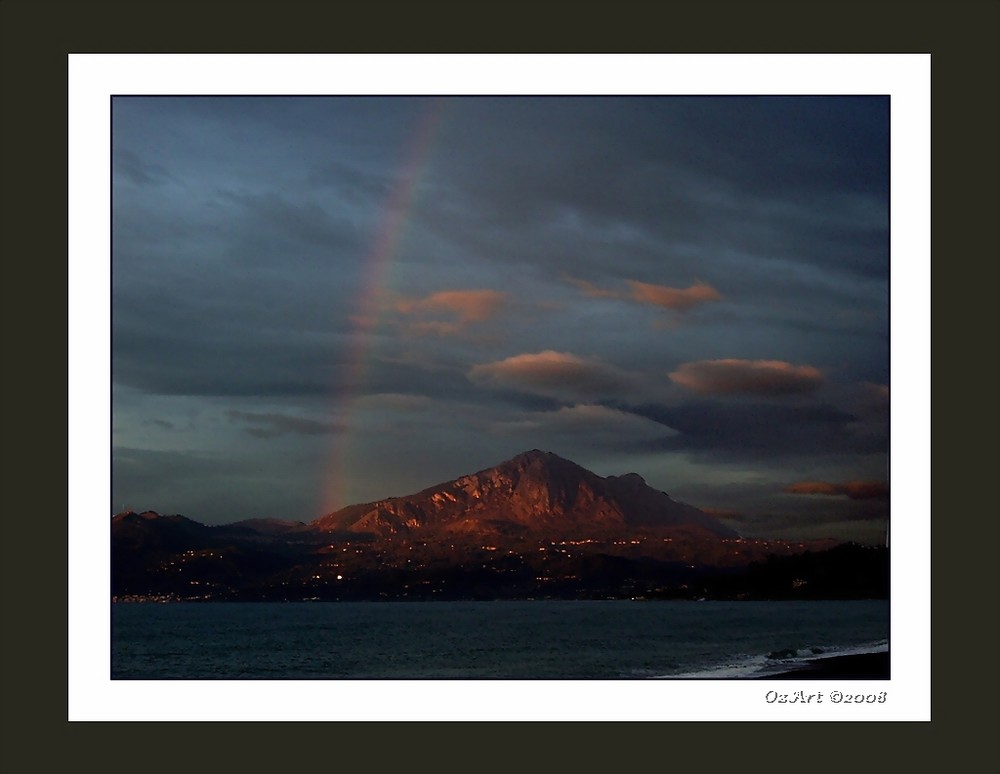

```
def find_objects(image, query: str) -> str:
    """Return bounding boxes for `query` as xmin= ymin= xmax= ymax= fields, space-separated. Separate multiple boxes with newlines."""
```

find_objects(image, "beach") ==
xmin=760 ymin=651 xmax=889 ymax=679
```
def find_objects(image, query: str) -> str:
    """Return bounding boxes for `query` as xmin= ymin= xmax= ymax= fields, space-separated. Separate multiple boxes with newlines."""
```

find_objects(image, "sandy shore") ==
xmin=758 ymin=651 xmax=889 ymax=679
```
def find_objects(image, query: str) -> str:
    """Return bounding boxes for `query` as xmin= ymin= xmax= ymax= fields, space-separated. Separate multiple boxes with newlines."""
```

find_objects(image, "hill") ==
xmin=111 ymin=451 xmax=882 ymax=602
xmin=314 ymin=449 xmax=738 ymax=540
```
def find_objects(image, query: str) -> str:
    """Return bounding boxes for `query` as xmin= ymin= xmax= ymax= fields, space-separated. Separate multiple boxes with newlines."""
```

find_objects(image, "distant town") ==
xmin=114 ymin=451 xmax=888 ymax=603
xmin=113 ymin=523 xmax=887 ymax=603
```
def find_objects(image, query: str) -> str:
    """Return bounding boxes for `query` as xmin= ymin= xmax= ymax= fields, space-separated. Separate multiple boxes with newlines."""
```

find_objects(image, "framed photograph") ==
xmin=70 ymin=54 xmax=927 ymax=723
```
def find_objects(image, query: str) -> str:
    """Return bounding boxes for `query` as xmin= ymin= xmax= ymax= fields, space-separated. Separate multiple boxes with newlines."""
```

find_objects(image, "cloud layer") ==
xmin=566 ymin=277 xmax=722 ymax=313
xmin=669 ymin=359 xmax=823 ymax=395
xmin=110 ymin=95 xmax=889 ymax=539
xmin=226 ymin=410 xmax=343 ymax=439
xmin=395 ymin=289 xmax=507 ymax=335
xmin=626 ymin=280 xmax=721 ymax=311
xmin=784 ymin=480 xmax=889 ymax=499
xmin=490 ymin=403 xmax=673 ymax=446
xmin=468 ymin=351 xmax=635 ymax=399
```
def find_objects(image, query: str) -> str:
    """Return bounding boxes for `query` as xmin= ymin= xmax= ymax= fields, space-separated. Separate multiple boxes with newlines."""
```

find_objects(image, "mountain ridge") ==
xmin=312 ymin=449 xmax=738 ymax=539
xmin=110 ymin=450 xmax=891 ymax=603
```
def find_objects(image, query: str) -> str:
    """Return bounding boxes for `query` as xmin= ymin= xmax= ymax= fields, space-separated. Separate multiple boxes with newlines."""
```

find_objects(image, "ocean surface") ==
xmin=111 ymin=599 xmax=888 ymax=680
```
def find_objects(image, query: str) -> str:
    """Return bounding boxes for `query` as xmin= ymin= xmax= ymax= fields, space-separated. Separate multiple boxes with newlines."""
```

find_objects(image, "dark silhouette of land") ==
xmin=759 ymin=651 xmax=889 ymax=679
xmin=112 ymin=450 xmax=888 ymax=603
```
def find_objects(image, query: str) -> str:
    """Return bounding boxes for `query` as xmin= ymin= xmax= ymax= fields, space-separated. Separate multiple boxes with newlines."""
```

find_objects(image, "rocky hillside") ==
xmin=313 ymin=449 xmax=738 ymax=539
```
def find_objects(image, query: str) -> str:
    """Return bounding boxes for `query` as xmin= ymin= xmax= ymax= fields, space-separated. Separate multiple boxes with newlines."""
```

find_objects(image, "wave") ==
xmin=653 ymin=639 xmax=889 ymax=679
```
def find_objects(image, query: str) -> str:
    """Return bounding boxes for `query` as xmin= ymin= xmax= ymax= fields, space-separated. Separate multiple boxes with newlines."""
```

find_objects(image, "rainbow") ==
xmin=322 ymin=97 xmax=447 ymax=515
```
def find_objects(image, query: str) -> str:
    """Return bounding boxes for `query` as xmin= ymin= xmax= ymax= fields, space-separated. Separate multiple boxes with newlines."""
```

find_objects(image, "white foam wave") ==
xmin=653 ymin=639 xmax=889 ymax=679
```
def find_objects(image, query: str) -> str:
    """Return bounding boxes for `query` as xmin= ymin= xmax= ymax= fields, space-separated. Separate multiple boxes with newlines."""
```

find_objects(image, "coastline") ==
xmin=756 ymin=651 xmax=889 ymax=680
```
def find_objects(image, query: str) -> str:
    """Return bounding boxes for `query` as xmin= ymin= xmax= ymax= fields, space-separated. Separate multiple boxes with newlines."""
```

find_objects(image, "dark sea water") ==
xmin=111 ymin=599 xmax=889 ymax=680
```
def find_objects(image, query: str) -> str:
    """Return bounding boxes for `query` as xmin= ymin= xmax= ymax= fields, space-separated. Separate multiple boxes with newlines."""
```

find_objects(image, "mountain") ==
xmin=112 ymin=452 xmax=886 ymax=602
xmin=225 ymin=518 xmax=311 ymax=535
xmin=313 ymin=449 xmax=738 ymax=539
xmin=111 ymin=510 xmax=215 ymax=553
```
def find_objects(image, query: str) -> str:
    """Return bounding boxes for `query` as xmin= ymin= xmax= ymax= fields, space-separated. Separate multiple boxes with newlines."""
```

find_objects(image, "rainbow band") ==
xmin=323 ymin=97 xmax=447 ymax=514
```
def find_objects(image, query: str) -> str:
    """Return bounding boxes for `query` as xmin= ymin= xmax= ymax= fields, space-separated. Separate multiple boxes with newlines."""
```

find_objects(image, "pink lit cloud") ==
xmin=564 ymin=276 xmax=623 ymax=299
xmin=395 ymin=289 xmax=507 ymax=335
xmin=468 ymin=350 xmax=635 ymax=399
xmin=626 ymin=280 xmax=721 ymax=311
xmin=565 ymin=277 xmax=722 ymax=312
xmin=669 ymin=359 xmax=823 ymax=395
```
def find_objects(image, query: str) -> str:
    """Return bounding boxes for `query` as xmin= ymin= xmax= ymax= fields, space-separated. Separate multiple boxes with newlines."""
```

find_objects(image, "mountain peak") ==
xmin=506 ymin=448 xmax=562 ymax=464
xmin=606 ymin=472 xmax=657 ymax=493
xmin=113 ymin=509 xmax=165 ymax=522
xmin=315 ymin=451 xmax=738 ymax=539
xmin=611 ymin=472 xmax=647 ymax=484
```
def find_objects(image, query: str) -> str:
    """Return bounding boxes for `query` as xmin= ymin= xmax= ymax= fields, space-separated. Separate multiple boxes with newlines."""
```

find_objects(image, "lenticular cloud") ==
xmin=669 ymin=359 xmax=823 ymax=396
xmin=469 ymin=350 xmax=634 ymax=399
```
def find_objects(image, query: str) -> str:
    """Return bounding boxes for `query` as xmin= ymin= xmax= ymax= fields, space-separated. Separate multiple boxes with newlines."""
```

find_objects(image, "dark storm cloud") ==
xmin=113 ymin=301 xmax=511 ymax=402
xmin=784 ymin=480 xmax=889 ymax=500
xmin=113 ymin=96 xmax=887 ymax=401
xmin=114 ymin=446 xmax=246 ymax=481
xmin=112 ymin=188 xmax=371 ymax=400
xmin=763 ymin=498 xmax=891 ymax=525
xmin=422 ymin=96 xmax=887 ymax=282
xmin=142 ymin=419 xmax=175 ymax=431
xmin=113 ymin=148 xmax=172 ymax=187
xmin=220 ymin=190 xmax=365 ymax=253
xmin=111 ymin=101 xmax=423 ymax=404
xmin=113 ymin=447 xmax=252 ymax=511
xmin=488 ymin=404 xmax=671 ymax=450
xmin=225 ymin=410 xmax=344 ymax=439
xmin=113 ymin=306 xmax=343 ymax=397
xmin=667 ymin=475 xmax=889 ymax=543
xmin=725 ymin=510 xmax=889 ymax=543
xmin=113 ymin=446 xmax=324 ymax=523
xmin=621 ymin=400 xmax=878 ymax=460
xmin=305 ymin=159 xmax=394 ymax=203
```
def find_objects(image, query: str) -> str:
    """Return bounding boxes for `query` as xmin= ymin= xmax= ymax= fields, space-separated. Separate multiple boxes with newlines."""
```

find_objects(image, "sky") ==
xmin=111 ymin=96 xmax=889 ymax=542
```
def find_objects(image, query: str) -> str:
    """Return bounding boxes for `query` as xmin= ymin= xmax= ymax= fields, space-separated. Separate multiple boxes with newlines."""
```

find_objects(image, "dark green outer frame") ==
xmin=2 ymin=1 xmax=997 ymax=772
